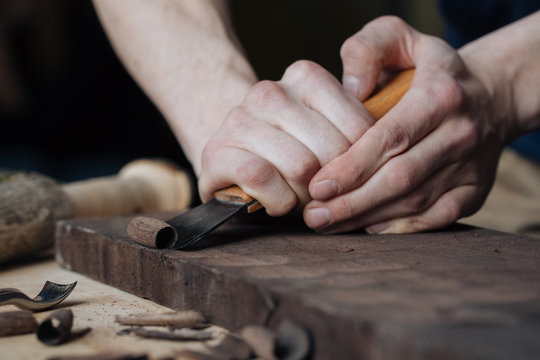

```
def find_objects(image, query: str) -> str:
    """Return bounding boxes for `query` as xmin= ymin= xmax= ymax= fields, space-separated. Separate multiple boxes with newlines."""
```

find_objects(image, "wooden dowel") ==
xmin=47 ymin=353 xmax=148 ymax=360
xmin=115 ymin=310 xmax=207 ymax=328
xmin=130 ymin=327 xmax=213 ymax=341
xmin=0 ymin=310 xmax=38 ymax=337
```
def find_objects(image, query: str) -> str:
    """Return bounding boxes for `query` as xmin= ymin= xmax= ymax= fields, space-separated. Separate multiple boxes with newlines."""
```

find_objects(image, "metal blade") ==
xmin=168 ymin=198 xmax=253 ymax=249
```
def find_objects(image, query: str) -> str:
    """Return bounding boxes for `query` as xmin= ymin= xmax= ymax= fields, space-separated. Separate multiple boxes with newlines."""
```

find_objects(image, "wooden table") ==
xmin=54 ymin=214 xmax=540 ymax=360
xmin=0 ymin=257 xmax=225 ymax=360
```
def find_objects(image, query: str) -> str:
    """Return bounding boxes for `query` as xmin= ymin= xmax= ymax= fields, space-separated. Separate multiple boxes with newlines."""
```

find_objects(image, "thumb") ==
xmin=340 ymin=16 xmax=417 ymax=100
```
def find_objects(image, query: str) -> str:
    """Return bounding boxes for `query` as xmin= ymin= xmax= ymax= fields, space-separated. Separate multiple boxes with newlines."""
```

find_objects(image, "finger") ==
xmin=309 ymin=71 xmax=465 ymax=201
xmin=280 ymin=60 xmax=375 ymax=143
xmin=365 ymin=185 xmax=481 ymax=234
xmin=305 ymin=113 xmax=476 ymax=229
xmin=308 ymin=185 xmax=477 ymax=235
xmin=202 ymin=107 xmax=322 ymax=209
xmin=199 ymin=147 xmax=297 ymax=216
xmin=244 ymin=79 xmax=352 ymax=166
xmin=322 ymin=161 xmax=464 ymax=233
xmin=340 ymin=16 xmax=417 ymax=99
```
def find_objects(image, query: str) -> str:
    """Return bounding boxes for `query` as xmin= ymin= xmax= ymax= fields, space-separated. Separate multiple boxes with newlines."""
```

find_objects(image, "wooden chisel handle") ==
xmin=63 ymin=159 xmax=193 ymax=218
xmin=214 ymin=185 xmax=262 ymax=213
xmin=218 ymin=68 xmax=415 ymax=210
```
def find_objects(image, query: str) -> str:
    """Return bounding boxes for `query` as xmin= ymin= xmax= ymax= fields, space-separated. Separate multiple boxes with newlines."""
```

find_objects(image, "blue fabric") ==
xmin=438 ymin=0 xmax=540 ymax=163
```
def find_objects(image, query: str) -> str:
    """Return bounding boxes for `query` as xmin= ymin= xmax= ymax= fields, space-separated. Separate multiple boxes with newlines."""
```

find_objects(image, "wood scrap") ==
xmin=47 ymin=353 xmax=148 ymax=360
xmin=130 ymin=327 xmax=213 ymax=341
xmin=170 ymin=350 xmax=224 ymax=360
xmin=0 ymin=310 xmax=38 ymax=337
xmin=127 ymin=216 xmax=176 ymax=249
xmin=115 ymin=310 xmax=207 ymax=328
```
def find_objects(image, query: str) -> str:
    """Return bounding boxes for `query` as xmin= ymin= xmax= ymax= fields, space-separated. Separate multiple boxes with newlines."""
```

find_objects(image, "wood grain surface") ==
xmin=55 ymin=214 xmax=540 ymax=360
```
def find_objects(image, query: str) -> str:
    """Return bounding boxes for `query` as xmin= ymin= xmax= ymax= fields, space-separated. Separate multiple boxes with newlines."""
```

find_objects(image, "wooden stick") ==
xmin=0 ymin=310 xmax=38 ymax=337
xmin=37 ymin=309 xmax=73 ymax=346
xmin=47 ymin=353 xmax=148 ymax=360
xmin=115 ymin=310 xmax=207 ymax=328
xmin=130 ymin=327 xmax=213 ymax=341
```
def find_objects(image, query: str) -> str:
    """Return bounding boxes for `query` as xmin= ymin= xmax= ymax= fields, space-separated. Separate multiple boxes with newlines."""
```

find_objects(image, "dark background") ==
xmin=0 ymin=0 xmax=441 ymax=182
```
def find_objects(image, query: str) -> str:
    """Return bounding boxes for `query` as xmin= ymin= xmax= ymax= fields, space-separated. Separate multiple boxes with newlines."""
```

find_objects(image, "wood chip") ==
xmin=47 ymin=353 xmax=148 ymax=360
xmin=131 ymin=327 xmax=213 ymax=341
xmin=115 ymin=310 xmax=206 ymax=328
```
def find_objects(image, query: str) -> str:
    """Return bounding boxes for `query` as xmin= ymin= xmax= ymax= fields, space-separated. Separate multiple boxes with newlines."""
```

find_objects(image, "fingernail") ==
xmin=366 ymin=222 xmax=390 ymax=235
xmin=343 ymin=75 xmax=360 ymax=97
xmin=311 ymin=179 xmax=338 ymax=200
xmin=305 ymin=207 xmax=332 ymax=229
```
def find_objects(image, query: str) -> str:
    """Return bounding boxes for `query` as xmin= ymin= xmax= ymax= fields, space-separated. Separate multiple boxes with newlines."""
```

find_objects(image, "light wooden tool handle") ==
xmin=363 ymin=68 xmax=415 ymax=120
xmin=217 ymin=69 xmax=415 ymax=212
xmin=62 ymin=159 xmax=193 ymax=218
xmin=214 ymin=185 xmax=263 ymax=213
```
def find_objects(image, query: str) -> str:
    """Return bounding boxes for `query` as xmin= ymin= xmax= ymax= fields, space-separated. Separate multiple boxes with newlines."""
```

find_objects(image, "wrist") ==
xmin=459 ymin=12 xmax=540 ymax=144
xmin=167 ymin=52 xmax=257 ymax=176
xmin=459 ymin=43 xmax=517 ymax=145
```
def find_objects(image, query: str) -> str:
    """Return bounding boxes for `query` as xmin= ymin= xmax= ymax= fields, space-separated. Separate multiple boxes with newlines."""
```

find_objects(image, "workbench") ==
xmin=55 ymin=214 xmax=540 ymax=360
xmin=1 ymin=213 xmax=539 ymax=360
xmin=0 ymin=257 xmax=225 ymax=360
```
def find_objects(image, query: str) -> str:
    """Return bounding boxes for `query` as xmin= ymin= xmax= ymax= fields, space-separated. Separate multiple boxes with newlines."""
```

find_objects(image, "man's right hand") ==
xmin=198 ymin=60 xmax=376 ymax=216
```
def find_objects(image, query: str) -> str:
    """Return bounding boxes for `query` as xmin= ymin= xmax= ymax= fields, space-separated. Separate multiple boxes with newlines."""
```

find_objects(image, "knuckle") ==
xmin=340 ymin=35 xmax=375 ymax=62
xmin=333 ymin=196 xmax=356 ymax=222
xmin=236 ymin=157 xmax=275 ymax=188
xmin=379 ymin=125 xmax=411 ymax=157
xmin=405 ymin=191 xmax=431 ymax=213
xmin=385 ymin=159 xmax=417 ymax=195
xmin=246 ymin=80 xmax=288 ymax=107
xmin=371 ymin=15 xmax=408 ymax=31
xmin=224 ymin=105 xmax=251 ymax=130
xmin=278 ymin=195 xmax=298 ymax=215
xmin=282 ymin=60 xmax=325 ymax=83
xmin=286 ymin=156 xmax=319 ymax=185
xmin=453 ymin=119 xmax=479 ymax=151
xmin=426 ymin=75 xmax=464 ymax=111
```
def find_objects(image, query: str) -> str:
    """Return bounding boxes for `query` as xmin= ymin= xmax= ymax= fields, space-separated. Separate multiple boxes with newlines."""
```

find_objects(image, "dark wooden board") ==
xmin=55 ymin=214 xmax=540 ymax=360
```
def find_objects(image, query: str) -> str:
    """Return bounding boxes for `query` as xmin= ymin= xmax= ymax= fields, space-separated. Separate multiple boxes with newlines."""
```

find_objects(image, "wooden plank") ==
xmin=55 ymin=214 xmax=540 ymax=360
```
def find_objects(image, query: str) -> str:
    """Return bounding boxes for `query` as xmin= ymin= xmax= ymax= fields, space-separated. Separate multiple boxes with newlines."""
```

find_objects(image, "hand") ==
xmin=304 ymin=16 xmax=507 ymax=234
xmin=198 ymin=60 xmax=375 ymax=216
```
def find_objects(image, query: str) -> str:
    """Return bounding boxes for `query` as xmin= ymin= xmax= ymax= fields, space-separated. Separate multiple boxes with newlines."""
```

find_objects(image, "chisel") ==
xmin=127 ymin=69 xmax=415 ymax=249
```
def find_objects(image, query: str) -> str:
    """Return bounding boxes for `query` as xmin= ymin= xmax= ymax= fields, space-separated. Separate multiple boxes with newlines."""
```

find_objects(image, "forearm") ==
xmin=459 ymin=11 xmax=540 ymax=142
xmin=93 ymin=0 xmax=257 ymax=174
